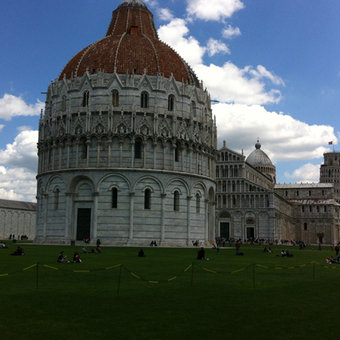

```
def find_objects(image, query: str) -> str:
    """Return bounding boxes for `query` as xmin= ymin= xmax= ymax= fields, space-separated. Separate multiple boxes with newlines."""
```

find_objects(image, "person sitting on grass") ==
xmin=73 ymin=252 xmax=82 ymax=263
xmin=57 ymin=251 xmax=69 ymax=263
xmin=138 ymin=249 xmax=145 ymax=257
xmin=11 ymin=246 xmax=24 ymax=256
xmin=92 ymin=245 xmax=101 ymax=254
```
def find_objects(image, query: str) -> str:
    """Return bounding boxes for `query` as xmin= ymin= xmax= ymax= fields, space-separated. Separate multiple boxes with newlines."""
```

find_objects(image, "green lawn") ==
xmin=0 ymin=241 xmax=339 ymax=339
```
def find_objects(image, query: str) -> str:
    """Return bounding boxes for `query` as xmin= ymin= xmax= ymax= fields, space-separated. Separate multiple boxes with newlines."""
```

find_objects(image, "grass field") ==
xmin=1 ymin=241 xmax=339 ymax=340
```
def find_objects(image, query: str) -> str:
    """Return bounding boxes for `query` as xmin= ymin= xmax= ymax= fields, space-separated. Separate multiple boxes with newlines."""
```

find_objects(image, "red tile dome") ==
xmin=59 ymin=0 xmax=199 ymax=86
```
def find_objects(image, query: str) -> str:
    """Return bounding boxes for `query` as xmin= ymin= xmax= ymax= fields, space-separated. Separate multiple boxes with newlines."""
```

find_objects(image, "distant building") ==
xmin=216 ymin=140 xmax=340 ymax=244
xmin=0 ymin=199 xmax=36 ymax=240
xmin=320 ymin=151 xmax=340 ymax=200
xmin=215 ymin=140 xmax=294 ymax=242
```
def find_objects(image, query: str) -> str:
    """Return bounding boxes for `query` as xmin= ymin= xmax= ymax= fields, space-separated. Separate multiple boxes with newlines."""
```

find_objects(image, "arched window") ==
xmin=61 ymin=95 xmax=66 ymax=112
xmin=174 ymin=190 xmax=180 ymax=211
xmin=112 ymin=89 xmax=119 ymax=107
xmin=196 ymin=193 xmax=200 ymax=213
xmin=82 ymin=91 xmax=89 ymax=107
xmin=54 ymin=188 xmax=59 ymax=210
xmin=144 ymin=188 xmax=151 ymax=209
xmin=168 ymin=94 xmax=175 ymax=111
xmin=141 ymin=91 xmax=149 ymax=108
xmin=112 ymin=187 xmax=118 ymax=208
xmin=135 ymin=139 xmax=142 ymax=159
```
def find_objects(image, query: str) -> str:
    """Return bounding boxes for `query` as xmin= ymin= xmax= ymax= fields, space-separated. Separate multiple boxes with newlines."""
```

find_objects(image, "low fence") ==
xmin=0 ymin=258 xmax=337 ymax=294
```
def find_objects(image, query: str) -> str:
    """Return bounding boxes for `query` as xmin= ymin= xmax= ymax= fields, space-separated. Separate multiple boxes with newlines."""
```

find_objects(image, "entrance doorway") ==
xmin=76 ymin=208 xmax=91 ymax=241
xmin=246 ymin=227 xmax=254 ymax=240
xmin=220 ymin=222 xmax=230 ymax=239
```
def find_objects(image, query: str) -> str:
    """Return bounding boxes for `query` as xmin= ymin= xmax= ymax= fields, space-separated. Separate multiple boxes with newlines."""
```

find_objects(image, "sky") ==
xmin=1 ymin=0 xmax=340 ymax=202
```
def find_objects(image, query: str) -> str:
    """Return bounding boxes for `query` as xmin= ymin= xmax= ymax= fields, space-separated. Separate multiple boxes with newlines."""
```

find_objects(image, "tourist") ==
xmin=138 ymin=249 xmax=145 ymax=257
xmin=235 ymin=239 xmax=241 ymax=255
xmin=197 ymin=247 xmax=205 ymax=260
xmin=57 ymin=251 xmax=69 ymax=263
xmin=73 ymin=252 xmax=82 ymax=263
xmin=10 ymin=246 xmax=24 ymax=256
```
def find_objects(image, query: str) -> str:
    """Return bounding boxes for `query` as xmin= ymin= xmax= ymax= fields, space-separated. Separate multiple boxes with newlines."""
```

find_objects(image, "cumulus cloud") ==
xmin=158 ymin=19 xmax=283 ymax=105
xmin=195 ymin=62 xmax=282 ymax=105
xmin=0 ymin=129 xmax=38 ymax=172
xmin=186 ymin=0 xmax=244 ymax=21
xmin=158 ymin=19 xmax=206 ymax=66
xmin=248 ymin=65 xmax=285 ymax=86
xmin=206 ymin=38 xmax=230 ymax=56
xmin=0 ymin=166 xmax=36 ymax=201
xmin=284 ymin=163 xmax=321 ymax=183
xmin=0 ymin=124 xmax=4 ymax=132
xmin=222 ymin=25 xmax=241 ymax=39
xmin=213 ymin=102 xmax=336 ymax=162
xmin=0 ymin=94 xmax=43 ymax=121
xmin=158 ymin=8 xmax=174 ymax=21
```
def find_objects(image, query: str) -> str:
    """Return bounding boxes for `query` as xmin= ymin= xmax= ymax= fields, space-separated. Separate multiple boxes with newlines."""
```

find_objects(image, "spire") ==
xmin=255 ymin=138 xmax=261 ymax=149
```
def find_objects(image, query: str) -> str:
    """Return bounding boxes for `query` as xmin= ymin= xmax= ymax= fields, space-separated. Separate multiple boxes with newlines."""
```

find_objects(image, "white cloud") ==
xmin=206 ymin=38 xmax=230 ymax=56
xmin=213 ymin=102 xmax=337 ymax=162
xmin=0 ymin=129 xmax=38 ymax=172
xmin=0 ymin=94 xmax=43 ymax=121
xmin=0 ymin=124 xmax=4 ymax=132
xmin=158 ymin=21 xmax=283 ymax=105
xmin=195 ymin=62 xmax=282 ymax=105
xmin=186 ymin=0 xmax=244 ymax=21
xmin=0 ymin=166 xmax=36 ymax=201
xmin=248 ymin=65 xmax=285 ymax=86
xmin=158 ymin=19 xmax=206 ymax=66
xmin=222 ymin=25 xmax=241 ymax=39
xmin=158 ymin=8 xmax=174 ymax=21
xmin=284 ymin=163 xmax=321 ymax=183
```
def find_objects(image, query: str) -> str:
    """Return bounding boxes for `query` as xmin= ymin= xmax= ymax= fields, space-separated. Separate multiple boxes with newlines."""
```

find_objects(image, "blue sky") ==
xmin=1 ymin=0 xmax=340 ymax=201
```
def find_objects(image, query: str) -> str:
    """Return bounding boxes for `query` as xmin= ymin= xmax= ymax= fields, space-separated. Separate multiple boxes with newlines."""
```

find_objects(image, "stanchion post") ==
xmin=191 ymin=262 xmax=194 ymax=286
xmin=117 ymin=265 xmax=122 ymax=296
xmin=36 ymin=262 xmax=39 ymax=289
xmin=252 ymin=263 xmax=255 ymax=288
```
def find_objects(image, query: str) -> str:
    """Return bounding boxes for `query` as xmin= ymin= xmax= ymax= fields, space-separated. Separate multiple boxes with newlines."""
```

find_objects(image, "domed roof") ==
xmin=59 ymin=0 xmax=199 ymax=86
xmin=246 ymin=140 xmax=274 ymax=167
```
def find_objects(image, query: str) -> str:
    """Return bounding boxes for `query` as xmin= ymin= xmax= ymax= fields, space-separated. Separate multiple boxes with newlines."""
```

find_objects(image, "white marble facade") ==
xmin=36 ymin=72 xmax=216 ymax=246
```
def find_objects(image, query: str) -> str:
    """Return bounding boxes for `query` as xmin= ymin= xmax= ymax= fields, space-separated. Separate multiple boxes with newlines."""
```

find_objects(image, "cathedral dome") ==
xmin=246 ymin=140 xmax=273 ymax=167
xmin=246 ymin=140 xmax=276 ymax=184
xmin=59 ymin=0 xmax=199 ymax=86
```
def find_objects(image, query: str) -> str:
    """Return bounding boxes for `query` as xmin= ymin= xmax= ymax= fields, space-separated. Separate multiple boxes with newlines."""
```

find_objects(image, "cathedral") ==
xmin=35 ymin=0 xmax=216 ymax=246
xmin=34 ymin=0 xmax=340 ymax=246
xmin=216 ymin=141 xmax=340 ymax=244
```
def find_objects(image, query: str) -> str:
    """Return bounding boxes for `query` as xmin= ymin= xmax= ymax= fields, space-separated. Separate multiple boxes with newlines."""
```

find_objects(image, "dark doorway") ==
xmin=220 ymin=222 xmax=230 ymax=239
xmin=76 ymin=208 xmax=91 ymax=241
xmin=246 ymin=227 xmax=254 ymax=240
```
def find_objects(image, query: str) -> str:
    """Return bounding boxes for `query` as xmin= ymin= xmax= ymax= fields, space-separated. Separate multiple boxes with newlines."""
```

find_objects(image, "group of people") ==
xmin=9 ymin=234 xmax=28 ymax=241
xmin=280 ymin=249 xmax=293 ymax=257
xmin=149 ymin=240 xmax=158 ymax=247
xmin=57 ymin=251 xmax=82 ymax=263
xmin=326 ymin=255 xmax=340 ymax=264
xmin=10 ymin=246 xmax=24 ymax=256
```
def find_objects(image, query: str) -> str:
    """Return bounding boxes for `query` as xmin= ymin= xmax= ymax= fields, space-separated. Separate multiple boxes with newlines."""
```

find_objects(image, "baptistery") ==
xmin=35 ymin=0 xmax=216 ymax=246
